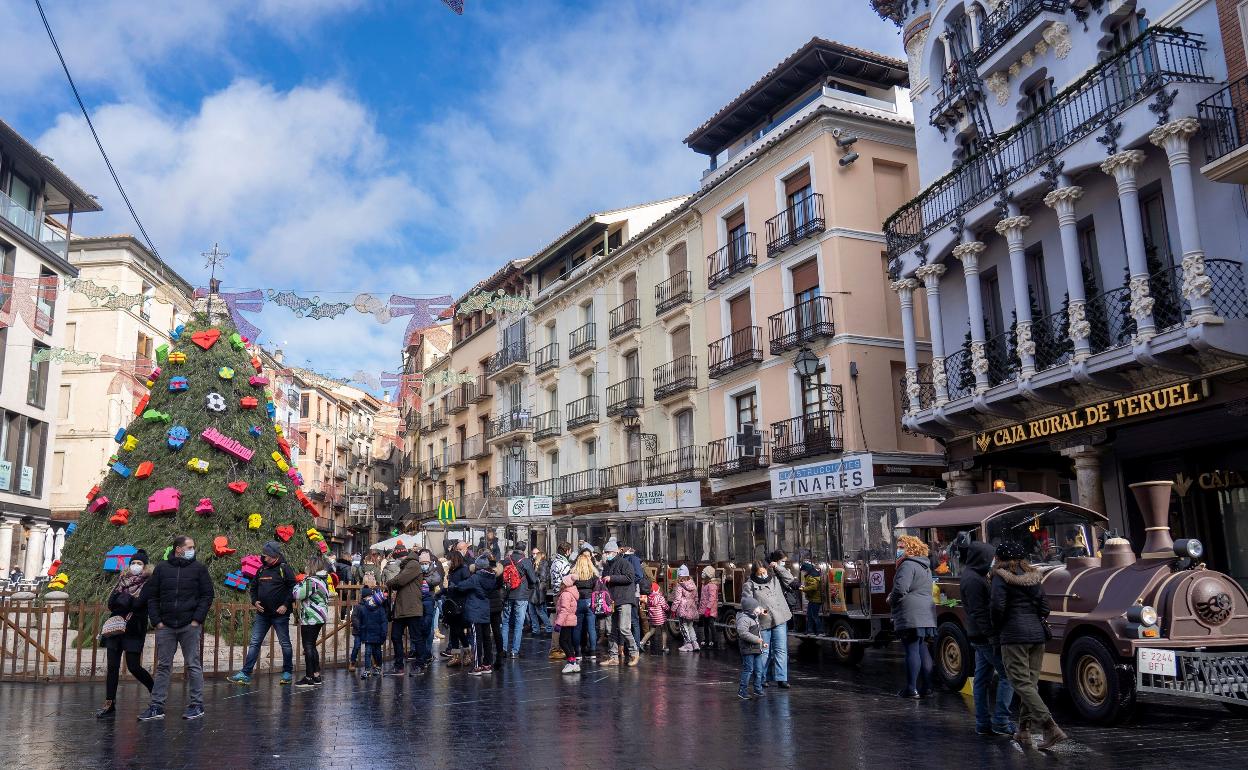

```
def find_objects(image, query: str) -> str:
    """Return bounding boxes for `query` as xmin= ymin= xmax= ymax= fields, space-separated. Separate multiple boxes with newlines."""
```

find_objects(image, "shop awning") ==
xmin=896 ymin=492 xmax=1107 ymax=529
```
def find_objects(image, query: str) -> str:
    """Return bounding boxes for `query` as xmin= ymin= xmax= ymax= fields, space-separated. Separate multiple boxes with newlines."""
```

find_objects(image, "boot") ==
xmin=1013 ymin=719 xmax=1033 ymax=748
xmin=1035 ymin=718 xmax=1068 ymax=750
xmin=549 ymin=648 xmax=566 ymax=661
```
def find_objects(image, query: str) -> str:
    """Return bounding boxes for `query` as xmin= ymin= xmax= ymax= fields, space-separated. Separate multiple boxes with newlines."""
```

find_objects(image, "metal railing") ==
xmin=486 ymin=342 xmax=528 ymax=375
xmin=708 ymin=326 xmax=764 ymax=379
xmin=708 ymin=433 xmax=772 ymax=477
xmin=609 ymin=298 xmax=641 ymax=338
xmin=944 ymin=347 xmax=976 ymax=401
xmin=533 ymin=409 xmax=561 ymax=440
xmin=885 ymin=28 xmax=1209 ymax=256
xmin=653 ymin=355 xmax=697 ymax=400
xmin=446 ymin=441 xmax=467 ymax=466
xmin=1031 ymin=306 xmax=1073 ymax=372
xmin=985 ymin=330 xmax=1016 ymax=387
xmin=486 ymin=411 xmax=534 ymax=439
xmin=569 ymin=322 xmax=596 ymax=358
xmin=606 ymin=377 xmax=644 ymax=416
xmin=464 ymin=433 xmax=488 ymax=459
xmin=647 ymin=445 xmax=708 ymax=484
xmin=1149 ymin=266 xmax=1188 ymax=331
xmin=557 ymin=469 xmax=602 ymax=503
xmin=768 ymin=295 xmax=835 ymax=355
xmin=601 ymin=459 xmax=647 ymax=491
xmin=765 ymin=193 xmax=825 ymax=256
xmin=1198 ymin=74 xmax=1248 ymax=164
xmin=928 ymin=69 xmax=984 ymax=129
xmin=446 ymin=386 xmax=470 ymax=414
xmin=707 ymin=232 xmax=758 ymax=288
xmin=534 ymin=342 xmax=559 ymax=374
xmin=1205 ymin=259 xmax=1248 ymax=319
xmin=469 ymin=374 xmax=491 ymax=402
xmin=427 ymin=408 xmax=448 ymax=430
xmin=976 ymin=0 xmax=1068 ymax=64
xmin=1085 ymin=285 xmax=1132 ymax=354
xmin=0 ymin=188 xmax=68 ymax=258
xmin=565 ymin=395 xmax=599 ymax=429
xmin=656 ymin=270 xmax=692 ymax=314
xmin=771 ymin=407 xmax=845 ymax=464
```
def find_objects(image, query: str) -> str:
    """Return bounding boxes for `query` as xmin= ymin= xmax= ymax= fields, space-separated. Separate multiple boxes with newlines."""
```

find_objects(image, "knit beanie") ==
xmin=262 ymin=541 xmax=282 ymax=558
xmin=603 ymin=539 xmax=619 ymax=554
xmin=474 ymin=557 xmax=490 ymax=570
xmin=701 ymin=565 xmax=715 ymax=580
xmin=677 ymin=564 xmax=690 ymax=577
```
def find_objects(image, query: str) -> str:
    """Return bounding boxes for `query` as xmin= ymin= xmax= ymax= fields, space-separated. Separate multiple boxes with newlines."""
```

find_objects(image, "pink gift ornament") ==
xmin=240 ymin=554 xmax=262 ymax=578
xmin=249 ymin=375 xmax=269 ymax=387
xmin=317 ymin=541 xmax=328 ymax=554
xmin=147 ymin=487 xmax=181 ymax=516
xmin=201 ymin=427 xmax=255 ymax=462
xmin=88 ymin=495 xmax=110 ymax=514
xmin=286 ymin=467 xmax=304 ymax=486
xmin=195 ymin=498 xmax=215 ymax=516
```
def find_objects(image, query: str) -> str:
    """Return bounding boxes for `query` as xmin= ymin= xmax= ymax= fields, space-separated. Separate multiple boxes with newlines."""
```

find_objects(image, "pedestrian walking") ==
xmin=890 ymin=535 xmax=937 ymax=699
xmin=740 ymin=556 xmax=795 ymax=688
xmin=554 ymin=574 xmax=581 ymax=673
xmin=96 ymin=549 xmax=154 ymax=719
xmin=621 ymin=545 xmax=647 ymax=648
xmin=500 ymin=548 xmax=538 ymax=658
xmin=547 ymin=542 xmax=573 ymax=661
xmin=642 ymin=580 xmax=670 ymax=654
xmin=443 ymin=550 xmax=471 ymax=666
xmin=528 ymin=547 xmax=553 ymax=634
xmin=355 ymin=583 xmax=389 ymax=678
xmin=571 ymin=548 xmax=599 ymax=661
xmin=800 ymin=563 xmax=824 ymax=635
xmin=735 ymin=597 xmax=768 ymax=700
xmin=671 ymin=565 xmax=699 ymax=651
xmin=385 ymin=546 xmax=425 ymax=675
xmin=992 ymin=541 xmax=1067 ymax=750
xmin=139 ymin=535 xmax=213 ymax=721
xmin=699 ymin=565 xmax=721 ymax=649
xmin=293 ymin=557 xmax=331 ymax=687
xmin=601 ymin=539 xmax=640 ymax=666
xmin=961 ymin=541 xmax=1016 ymax=737
xmin=413 ymin=549 xmax=443 ymax=671
xmin=229 ymin=541 xmax=297 ymax=686
xmin=463 ymin=557 xmax=497 ymax=675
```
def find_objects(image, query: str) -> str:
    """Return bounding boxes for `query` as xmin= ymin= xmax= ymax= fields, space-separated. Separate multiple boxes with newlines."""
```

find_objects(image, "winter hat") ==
xmin=603 ymin=539 xmax=619 ymax=554
xmin=677 ymin=564 xmax=690 ymax=578
xmin=800 ymin=562 xmax=819 ymax=576
xmin=579 ymin=541 xmax=594 ymax=553
xmin=392 ymin=545 xmax=410 ymax=558
xmin=741 ymin=596 xmax=761 ymax=615
xmin=262 ymin=542 xmax=282 ymax=559
xmin=995 ymin=540 xmax=1027 ymax=562
xmin=474 ymin=557 xmax=490 ymax=570
xmin=701 ymin=565 xmax=716 ymax=580
xmin=131 ymin=549 xmax=150 ymax=565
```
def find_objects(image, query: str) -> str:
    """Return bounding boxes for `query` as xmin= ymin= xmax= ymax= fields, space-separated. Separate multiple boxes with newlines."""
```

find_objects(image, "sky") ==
xmin=4 ymin=0 xmax=904 ymax=392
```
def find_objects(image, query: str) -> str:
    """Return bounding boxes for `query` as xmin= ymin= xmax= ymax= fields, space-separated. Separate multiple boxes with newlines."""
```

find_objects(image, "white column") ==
xmin=1060 ymin=445 xmax=1106 ymax=515
xmin=916 ymin=263 xmax=949 ymax=405
xmin=1101 ymin=150 xmax=1156 ymax=341
xmin=22 ymin=524 xmax=48 ymax=578
xmin=966 ymin=3 xmax=982 ymax=50
xmin=1149 ymin=117 xmax=1218 ymax=323
xmin=892 ymin=278 xmax=921 ymax=412
xmin=53 ymin=526 xmax=65 ymax=562
xmin=1044 ymin=185 xmax=1092 ymax=361
xmin=0 ymin=518 xmax=16 ymax=579
xmin=40 ymin=525 xmax=55 ymax=573
xmin=996 ymin=212 xmax=1035 ymax=377
xmin=953 ymin=240 xmax=991 ymax=393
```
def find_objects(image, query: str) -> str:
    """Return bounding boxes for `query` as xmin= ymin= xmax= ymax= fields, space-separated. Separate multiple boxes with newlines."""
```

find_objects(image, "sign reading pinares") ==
xmin=770 ymin=453 xmax=875 ymax=500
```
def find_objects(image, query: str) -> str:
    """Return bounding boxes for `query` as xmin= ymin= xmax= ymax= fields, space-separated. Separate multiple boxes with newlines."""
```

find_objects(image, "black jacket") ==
xmin=142 ymin=556 xmax=214 ymax=629
xmin=501 ymin=555 xmax=538 ymax=602
xmin=990 ymin=566 xmax=1050 ymax=645
xmin=959 ymin=542 xmax=996 ymax=644
xmin=249 ymin=558 xmax=296 ymax=617
xmin=603 ymin=555 xmax=638 ymax=606
xmin=460 ymin=568 xmax=496 ymax=625
xmin=105 ymin=582 xmax=149 ymax=653
xmin=574 ymin=577 xmax=597 ymax=602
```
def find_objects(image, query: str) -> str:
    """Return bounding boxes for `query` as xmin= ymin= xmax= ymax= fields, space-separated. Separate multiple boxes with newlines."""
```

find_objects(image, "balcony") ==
xmin=655 ymin=270 xmax=692 ymax=315
xmin=347 ymin=509 xmax=372 ymax=530
xmin=885 ymin=28 xmax=1210 ymax=257
xmin=975 ymin=0 xmax=1068 ymax=66
xmin=464 ymin=433 xmax=489 ymax=459
xmin=415 ymin=460 xmax=429 ymax=481
xmin=486 ymin=342 xmax=528 ymax=378
xmin=556 ymin=469 xmax=602 ymax=503
xmin=446 ymin=441 xmax=467 ymax=467
xmin=928 ymin=71 xmax=985 ymax=132
xmin=647 ymin=446 xmax=708 ymax=484
xmin=768 ymin=296 xmax=835 ymax=355
xmin=485 ymin=411 xmax=534 ymax=441
xmin=609 ymin=298 xmax=641 ymax=338
xmin=565 ymin=395 xmax=599 ymax=430
xmin=708 ymin=326 xmax=764 ymax=379
xmin=707 ymin=232 xmax=758 ymax=288
xmin=336 ymin=434 xmax=350 ymax=449
xmin=469 ymin=374 xmax=491 ymax=402
xmin=765 ymin=194 xmax=825 ymax=257
xmin=533 ymin=409 xmax=561 ymax=441
xmin=606 ymin=377 xmax=644 ymax=416
xmin=653 ymin=355 xmax=697 ymax=400
xmin=708 ymin=433 xmax=772 ymax=478
xmin=446 ymin=386 xmax=470 ymax=414
xmin=334 ymin=467 xmax=349 ymax=481
xmin=534 ymin=342 xmax=559 ymax=374
xmin=569 ymin=322 xmax=596 ymax=358
xmin=601 ymin=459 xmax=646 ymax=491
xmin=427 ymin=408 xmax=448 ymax=430
xmin=1198 ymin=74 xmax=1248 ymax=183
xmin=771 ymin=407 xmax=844 ymax=465
xmin=0 ymin=187 xmax=69 ymax=259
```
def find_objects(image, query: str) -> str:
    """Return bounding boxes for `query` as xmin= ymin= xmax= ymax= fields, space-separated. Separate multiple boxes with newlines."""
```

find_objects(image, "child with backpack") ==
xmin=699 ymin=565 xmax=721 ymax=650
xmin=554 ymin=575 xmax=580 ymax=673
xmin=736 ymin=597 xmax=769 ymax=699
xmin=642 ymin=580 xmax=670 ymax=654
xmin=671 ymin=565 xmax=700 ymax=652
xmin=355 ymin=584 xmax=389 ymax=678
xmin=800 ymin=562 xmax=825 ymax=635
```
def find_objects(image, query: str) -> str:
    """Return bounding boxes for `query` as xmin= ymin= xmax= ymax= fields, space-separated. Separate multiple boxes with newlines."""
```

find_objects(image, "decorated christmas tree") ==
xmin=57 ymin=311 xmax=320 ymax=606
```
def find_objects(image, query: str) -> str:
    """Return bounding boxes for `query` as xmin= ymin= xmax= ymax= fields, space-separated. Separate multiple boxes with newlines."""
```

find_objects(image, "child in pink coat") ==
xmin=554 ymin=575 xmax=581 ymax=673
xmin=671 ymin=565 xmax=700 ymax=651
xmin=643 ymin=580 xmax=670 ymax=654
xmin=699 ymin=565 xmax=721 ymax=650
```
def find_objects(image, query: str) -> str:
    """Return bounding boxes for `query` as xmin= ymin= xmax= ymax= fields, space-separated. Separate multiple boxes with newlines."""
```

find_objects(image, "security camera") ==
xmin=839 ymin=151 xmax=859 ymax=166
xmin=836 ymin=135 xmax=858 ymax=148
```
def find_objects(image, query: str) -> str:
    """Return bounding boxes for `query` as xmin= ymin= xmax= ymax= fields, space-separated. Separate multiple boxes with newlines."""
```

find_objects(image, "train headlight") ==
xmin=1174 ymin=539 xmax=1203 ymax=559
xmin=1127 ymin=604 xmax=1159 ymax=627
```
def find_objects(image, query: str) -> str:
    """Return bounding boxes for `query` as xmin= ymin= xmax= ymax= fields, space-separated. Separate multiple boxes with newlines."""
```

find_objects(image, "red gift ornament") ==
xmin=191 ymin=329 xmax=221 ymax=350
xmin=86 ymin=484 xmax=100 ymax=501
xmin=275 ymin=524 xmax=294 ymax=542
xmin=317 ymin=541 xmax=328 ymax=554
xmin=239 ymin=396 xmax=259 ymax=410
xmin=109 ymin=509 xmax=131 ymax=526
xmin=135 ymin=461 xmax=154 ymax=479
xmin=212 ymin=535 xmax=236 ymax=557
xmin=133 ymin=394 xmax=149 ymax=416
xmin=228 ymin=480 xmax=248 ymax=494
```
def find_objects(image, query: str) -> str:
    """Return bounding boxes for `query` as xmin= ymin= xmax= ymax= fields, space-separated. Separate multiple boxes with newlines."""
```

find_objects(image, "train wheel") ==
xmin=721 ymin=609 xmax=739 ymax=645
xmin=1063 ymin=636 xmax=1136 ymax=724
xmin=935 ymin=621 xmax=971 ymax=691
xmin=827 ymin=618 xmax=864 ymax=666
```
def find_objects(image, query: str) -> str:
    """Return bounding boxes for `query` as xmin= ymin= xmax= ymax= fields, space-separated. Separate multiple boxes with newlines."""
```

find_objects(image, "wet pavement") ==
xmin=3 ymin=633 xmax=1246 ymax=769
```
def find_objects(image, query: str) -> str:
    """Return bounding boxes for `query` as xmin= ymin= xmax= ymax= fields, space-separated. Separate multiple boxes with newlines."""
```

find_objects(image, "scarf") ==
xmin=750 ymin=572 xmax=770 ymax=585
xmin=116 ymin=571 xmax=147 ymax=598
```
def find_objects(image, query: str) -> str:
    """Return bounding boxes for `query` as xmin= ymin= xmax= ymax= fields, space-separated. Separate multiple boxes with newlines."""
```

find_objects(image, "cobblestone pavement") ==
xmin=3 ymin=634 xmax=1246 ymax=770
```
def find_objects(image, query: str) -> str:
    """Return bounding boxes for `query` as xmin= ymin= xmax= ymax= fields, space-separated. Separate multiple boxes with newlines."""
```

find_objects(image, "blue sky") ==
xmin=3 ymin=0 xmax=903 ymax=389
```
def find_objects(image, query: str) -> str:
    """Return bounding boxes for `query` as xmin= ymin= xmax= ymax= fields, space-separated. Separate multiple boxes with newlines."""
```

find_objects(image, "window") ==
xmin=1077 ymin=219 xmax=1103 ymax=295
xmin=784 ymin=166 xmax=813 ymax=229
xmin=28 ymin=343 xmax=50 ymax=408
xmin=550 ymin=450 xmax=560 ymax=478
xmin=547 ymin=386 xmax=558 ymax=410
xmin=57 ymin=384 xmax=71 ymax=420
xmin=0 ymin=412 xmax=47 ymax=495
xmin=35 ymin=267 xmax=56 ymax=335
xmin=1025 ymin=247 xmax=1051 ymax=317
xmin=1022 ymin=76 xmax=1061 ymax=156
xmin=801 ymin=366 xmax=828 ymax=416
xmin=584 ymin=438 xmax=597 ymax=469
xmin=984 ymin=505 xmax=1105 ymax=565
xmin=135 ymin=332 xmax=154 ymax=363
xmin=300 ymin=393 xmax=310 ymax=418
xmin=735 ymin=391 xmax=758 ymax=430
xmin=675 ymin=409 xmax=694 ymax=448
xmin=63 ymin=322 xmax=76 ymax=350
xmin=792 ymin=258 xmax=820 ymax=309
xmin=478 ymin=472 xmax=490 ymax=493
xmin=623 ymin=350 xmax=639 ymax=379
xmin=582 ymin=370 xmax=595 ymax=397
xmin=1139 ymin=190 xmax=1174 ymax=269
xmin=508 ymin=381 xmax=522 ymax=413
xmin=667 ymin=243 xmax=687 ymax=276
xmin=582 ymin=300 xmax=594 ymax=325
xmin=728 ymin=291 xmax=752 ymax=332
xmin=52 ymin=451 xmax=66 ymax=490
xmin=726 ymin=210 xmax=747 ymax=264
xmin=981 ymin=268 xmax=1005 ymax=338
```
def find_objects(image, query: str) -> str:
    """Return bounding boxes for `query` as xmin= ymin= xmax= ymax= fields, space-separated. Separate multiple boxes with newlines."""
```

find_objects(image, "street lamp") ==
xmin=619 ymin=405 xmax=657 ymax=454
xmin=793 ymin=347 xmax=820 ymax=378
xmin=792 ymin=347 xmax=844 ymax=411
xmin=509 ymin=437 xmax=538 ymax=478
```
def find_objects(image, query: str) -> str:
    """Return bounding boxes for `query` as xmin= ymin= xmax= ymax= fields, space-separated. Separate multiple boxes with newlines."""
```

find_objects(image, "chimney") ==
xmin=1130 ymin=480 xmax=1176 ymax=559
xmin=274 ymin=348 xmax=285 ymax=364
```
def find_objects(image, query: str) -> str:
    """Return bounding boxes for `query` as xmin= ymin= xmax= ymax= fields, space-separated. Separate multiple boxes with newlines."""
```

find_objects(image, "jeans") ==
xmin=300 ymin=623 xmax=323 ymax=676
xmin=431 ymin=598 xmax=442 ymax=635
xmin=631 ymin=603 xmax=643 ymax=647
xmin=528 ymin=600 xmax=551 ymax=633
xmin=413 ymin=605 xmax=434 ymax=666
xmin=1002 ymin=643 xmax=1052 ymax=728
xmin=973 ymin=642 xmax=1016 ymax=729
xmin=150 ymin=624 xmax=203 ymax=709
xmin=739 ymin=652 xmax=764 ymax=693
xmin=902 ymin=632 xmax=934 ymax=694
xmin=576 ymin=599 xmax=597 ymax=655
xmin=391 ymin=615 xmax=420 ymax=668
xmin=364 ymin=642 xmax=383 ymax=668
xmin=761 ymin=623 xmax=789 ymax=682
xmin=501 ymin=600 xmax=528 ymax=654
xmin=105 ymin=646 xmax=153 ymax=701
xmin=350 ymin=636 xmax=362 ymax=664
xmin=806 ymin=602 xmax=823 ymax=634
xmin=241 ymin=614 xmax=293 ymax=676
xmin=608 ymin=605 xmax=639 ymax=658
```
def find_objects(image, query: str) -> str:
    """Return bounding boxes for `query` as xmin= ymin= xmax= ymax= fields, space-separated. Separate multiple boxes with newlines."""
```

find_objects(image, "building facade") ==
xmin=871 ymin=0 xmax=1248 ymax=586
xmin=0 ymin=120 xmax=100 ymax=580
xmin=396 ymin=321 xmax=451 ymax=525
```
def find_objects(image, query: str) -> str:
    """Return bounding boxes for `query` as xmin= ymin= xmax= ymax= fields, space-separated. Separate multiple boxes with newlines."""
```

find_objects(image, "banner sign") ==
xmin=507 ymin=496 xmax=553 ymax=517
xmin=617 ymin=482 xmax=701 ymax=512
xmin=770 ymin=453 xmax=875 ymax=501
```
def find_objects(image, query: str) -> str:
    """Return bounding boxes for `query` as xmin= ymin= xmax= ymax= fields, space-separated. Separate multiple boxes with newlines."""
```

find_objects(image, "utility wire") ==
xmin=33 ymin=0 xmax=161 ymax=260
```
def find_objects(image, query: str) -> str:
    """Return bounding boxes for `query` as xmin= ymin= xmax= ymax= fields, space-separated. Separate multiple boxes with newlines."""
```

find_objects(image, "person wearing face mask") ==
xmin=96 ymin=550 xmax=154 ymax=718
xmin=385 ymin=544 xmax=428 ymax=675
xmin=600 ymin=539 xmax=641 ymax=665
xmin=411 ymin=548 xmax=444 ymax=671
xmin=739 ymin=555 xmax=796 ymax=689
xmin=228 ymin=542 xmax=297 ymax=686
xmin=139 ymin=535 xmax=213 ymax=722
xmin=735 ymin=597 xmax=769 ymax=699
xmin=293 ymin=557 xmax=332 ymax=687
xmin=888 ymin=535 xmax=937 ymax=699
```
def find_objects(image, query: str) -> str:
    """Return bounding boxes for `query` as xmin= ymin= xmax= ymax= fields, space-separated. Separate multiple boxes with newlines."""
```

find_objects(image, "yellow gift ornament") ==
xmin=48 ymin=572 xmax=69 ymax=590
xmin=274 ymin=423 xmax=284 ymax=437
xmin=123 ymin=435 xmax=140 ymax=451
xmin=218 ymin=366 xmax=235 ymax=380
xmin=271 ymin=451 xmax=290 ymax=473
xmin=248 ymin=513 xmax=262 ymax=530
xmin=187 ymin=457 xmax=210 ymax=474
xmin=307 ymin=528 xmax=324 ymax=543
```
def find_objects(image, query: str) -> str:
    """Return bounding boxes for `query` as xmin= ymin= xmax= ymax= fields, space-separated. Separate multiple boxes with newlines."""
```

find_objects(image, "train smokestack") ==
xmin=1130 ymin=480 xmax=1176 ymax=559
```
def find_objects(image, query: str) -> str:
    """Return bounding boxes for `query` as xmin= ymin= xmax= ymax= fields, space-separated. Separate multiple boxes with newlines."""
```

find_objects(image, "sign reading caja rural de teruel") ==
xmin=973 ymin=381 xmax=1204 ymax=453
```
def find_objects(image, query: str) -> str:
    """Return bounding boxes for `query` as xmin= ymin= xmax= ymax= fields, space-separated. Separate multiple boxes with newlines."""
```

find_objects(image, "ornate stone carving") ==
xmin=904 ymin=27 xmax=928 ymax=93
xmin=986 ymin=71 xmax=1009 ymax=106
xmin=1044 ymin=21 xmax=1071 ymax=58
xmin=905 ymin=367 xmax=920 ymax=403
xmin=1067 ymin=299 xmax=1091 ymax=341
xmin=1149 ymin=116 xmax=1201 ymax=158
xmin=1180 ymin=252 xmax=1214 ymax=302
xmin=890 ymin=277 xmax=920 ymax=294
xmin=970 ymin=341 xmax=989 ymax=377
xmin=1015 ymin=320 xmax=1036 ymax=358
xmin=952 ymin=241 xmax=986 ymax=273
xmin=1100 ymin=149 xmax=1146 ymax=180
xmin=1128 ymin=275 xmax=1155 ymax=320
xmin=1043 ymin=185 xmax=1084 ymax=213
xmin=994 ymin=215 xmax=1032 ymax=237
xmin=931 ymin=356 xmax=948 ymax=393
xmin=915 ymin=262 xmax=947 ymax=286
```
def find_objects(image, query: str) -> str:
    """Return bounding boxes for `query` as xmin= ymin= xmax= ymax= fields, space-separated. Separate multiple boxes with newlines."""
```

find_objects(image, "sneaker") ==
xmin=137 ymin=705 xmax=165 ymax=722
xmin=311 ymin=674 xmax=323 ymax=686
xmin=753 ymin=689 xmax=764 ymax=699
xmin=182 ymin=704 xmax=204 ymax=721
xmin=627 ymin=653 xmax=640 ymax=667
xmin=777 ymin=681 xmax=790 ymax=689
xmin=371 ymin=668 xmax=383 ymax=678
xmin=386 ymin=665 xmax=406 ymax=677
xmin=439 ymin=650 xmax=453 ymax=659
xmin=737 ymin=689 xmax=750 ymax=700
xmin=896 ymin=688 xmax=920 ymax=699
xmin=992 ymin=722 xmax=1018 ymax=736
xmin=561 ymin=662 xmax=578 ymax=674
xmin=294 ymin=676 xmax=317 ymax=688
xmin=359 ymin=670 xmax=371 ymax=680
xmin=280 ymin=672 xmax=293 ymax=686
xmin=227 ymin=672 xmax=252 ymax=685
xmin=678 ymin=644 xmax=693 ymax=653
xmin=572 ymin=661 xmax=581 ymax=672
xmin=469 ymin=665 xmax=493 ymax=676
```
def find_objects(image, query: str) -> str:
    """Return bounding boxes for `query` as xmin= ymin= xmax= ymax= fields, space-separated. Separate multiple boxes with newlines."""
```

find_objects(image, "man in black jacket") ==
xmin=228 ymin=541 xmax=296 ymax=686
xmin=601 ymin=539 xmax=640 ymax=666
xmin=960 ymin=541 xmax=1015 ymax=736
xmin=138 ymin=535 xmax=214 ymax=722
xmin=500 ymin=548 xmax=538 ymax=658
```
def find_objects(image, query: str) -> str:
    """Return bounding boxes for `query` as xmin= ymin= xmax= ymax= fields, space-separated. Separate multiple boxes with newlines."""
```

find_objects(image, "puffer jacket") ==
xmin=554 ymin=581 xmax=579 ymax=628
xmin=735 ymin=597 xmax=765 ymax=655
xmin=740 ymin=566 xmax=794 ymax=629
xmin=293 ymin=572 xmax=331 ymax=626
xmin=460 ymin=567 xmax=497 ymax=625
xmin=959 ymin=542 xmax=996 ymax=643
xmin=142 ymin=555 xmax=213 ymax=629
xmin=991 ymin=566 xmax=1050 ymax=645
xmin=386 ymin=556 xmax=426 ymax=618
xmin=699 ymin=580 xmax=720 ymax=617
xmin=602 ymin=555 xmax=638 ymax=607
xmin=646 ymin=587 xmax=669 ymax=626
xmin=671 ymin=578 xmax=698 ymax=621
xmin=549 ymin=554 xmax=573 ymax=593
xmin=889 ymin=556 xmax=936 ymax=631
xmin=354 ymin=590 xmax=388 ymax=644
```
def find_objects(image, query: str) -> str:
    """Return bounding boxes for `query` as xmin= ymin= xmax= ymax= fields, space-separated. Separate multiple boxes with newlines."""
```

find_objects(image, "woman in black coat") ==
xmin=443 ymin=551 xmax=472 ymax=665
xmin=96 ymin=550 xmax=155 ymax=718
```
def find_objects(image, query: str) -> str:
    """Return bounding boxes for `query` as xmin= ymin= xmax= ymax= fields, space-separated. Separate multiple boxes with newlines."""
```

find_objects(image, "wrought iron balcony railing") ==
xmin=655 ymin=270 xmax=692 ymax=314
xmin=708 ymin=433 xmax=772 ymax=477
xmin=569 ymin=322 xmax=596 ymax=358
xmin=534 ymin=342 xmax=559 ymax=374
xmin=446 ymin=385 xmax=471 ymax=414
xmin=486 ymin=342 xmax=528 ymax=376
xmin=768 ymin=296 xmax=835 ymax=355
xmin=771 ymin=406 xmax=844 ymax=465
xmin=469 ymin=374 xmax=491 ymax=402
xmin=884 ymin=28 xmax=1209 ymax=257
xmin=427 ymin=408 xmax=448 ymax=430
xmin=609 ymin=298 xmax=641 ymax=338
xmin=601 ymin=459 xmax=646 ymax=491
xmin=1198 ymin=74 xmax=1248 ymax=164
xmin=707 ymin=232 xmax=758 ymax=288
xmin=985 ymin=330 xmax=1016 ymax=388
xmin=565 ymin=395 xmax=599 ymax=429
xmin=653 ymin=355 xmax=697 ymax=400
xmin=486 ymin=410 xmax=534 ymax=440
xmin=533 ymin=409 xmax=561 ymax=441
xmin=464 ymin=433 xmax=489 ymax=459
xmin=944 ymin=347 xmax=976 ymax=401
xmin=606 ymin=377 xmax=644 ymax=416
xmin=446 ymin=441 xmax=467 ymax=466
xmin=975 ymin=0 xmax=1068 ymax=65
xmin=1031 ymin=306 xmax=1074 ymax=373
xmin=765 ymin=193 xmax=825 ymax=256
xmin=557 ymin=469 xmax=602 ymax=503
xmin=647 ymin=445 xmax=708 ymax=484
xmin=708 ymin=326 xmax=764 ymax=379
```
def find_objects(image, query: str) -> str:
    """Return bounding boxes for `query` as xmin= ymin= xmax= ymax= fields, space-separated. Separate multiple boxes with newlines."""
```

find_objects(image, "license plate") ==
xmin=1138 ymin=648 xmax=1177 ymax=677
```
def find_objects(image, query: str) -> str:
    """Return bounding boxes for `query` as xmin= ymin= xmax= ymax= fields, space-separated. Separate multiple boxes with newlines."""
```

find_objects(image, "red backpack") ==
xmin=502 ymin=559 xmax=522 ymax=591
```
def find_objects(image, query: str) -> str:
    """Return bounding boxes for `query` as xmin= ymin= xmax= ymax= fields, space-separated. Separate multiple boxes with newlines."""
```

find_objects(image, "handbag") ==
xmin=99 ymin=614 xmax=129 ymax=639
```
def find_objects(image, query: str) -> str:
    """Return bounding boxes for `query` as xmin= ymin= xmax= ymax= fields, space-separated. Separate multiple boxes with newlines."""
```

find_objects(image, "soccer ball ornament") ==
xmin=205 ymin=392 xmax=228 ymax=412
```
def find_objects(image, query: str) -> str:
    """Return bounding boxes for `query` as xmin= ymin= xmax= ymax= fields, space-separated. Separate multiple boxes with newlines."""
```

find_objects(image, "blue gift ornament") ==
xmin=265 ymin=402 xmax=276 ymax=419
xmin=111 ymin=461 xmax=132 ymax=478
xmin=224 ymin=570 xmax=250 ymax=591
xmin=168 ymin=376 xmax=189 ymax=392
xmin=249 ymin=425 xmax=262 ymax=438
xmin=114 ymin=428 xmax=127 ymax=444
xmin=103 ymin=545 xmax=138 ymax=573
xmin=170 ymin=324 xmax=185 ymax=341
xmin=66 ymin=522 xmax=77 ymax=538
xmin=167 ymin=425 xmax=190 ymax=449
